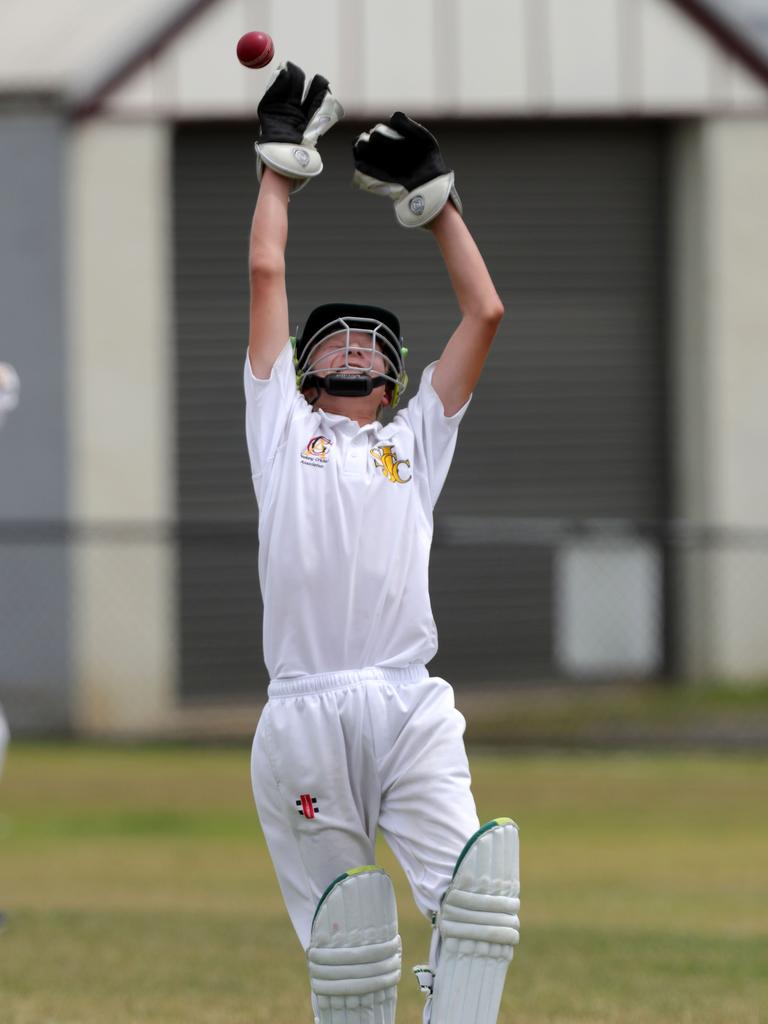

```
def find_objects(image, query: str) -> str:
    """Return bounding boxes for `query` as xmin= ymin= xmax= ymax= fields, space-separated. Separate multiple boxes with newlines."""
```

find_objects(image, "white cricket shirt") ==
xmin=244 ymin=341 xmax=471 ymax=680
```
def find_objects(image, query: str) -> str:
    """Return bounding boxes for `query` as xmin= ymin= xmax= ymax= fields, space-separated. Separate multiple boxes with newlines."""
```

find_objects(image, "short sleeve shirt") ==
xmin=244 ymin=341 xmax=471 ymax=680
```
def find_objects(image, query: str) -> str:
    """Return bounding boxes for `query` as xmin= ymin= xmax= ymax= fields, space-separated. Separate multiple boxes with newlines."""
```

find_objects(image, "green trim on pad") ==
xmin=312 ymin=865 xmax=383 ymax=927
xmin=452 ymin=818 xmax=517 ymax=880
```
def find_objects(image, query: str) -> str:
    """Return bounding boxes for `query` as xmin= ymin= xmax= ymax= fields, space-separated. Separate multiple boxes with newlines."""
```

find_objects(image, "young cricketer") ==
xmin=245 ymin=62 xmax=520 ymax=1024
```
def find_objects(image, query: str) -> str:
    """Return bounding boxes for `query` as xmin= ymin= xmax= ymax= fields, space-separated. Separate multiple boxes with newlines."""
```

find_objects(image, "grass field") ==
xmin=1 ymin=743 xmax=766 ymax=1023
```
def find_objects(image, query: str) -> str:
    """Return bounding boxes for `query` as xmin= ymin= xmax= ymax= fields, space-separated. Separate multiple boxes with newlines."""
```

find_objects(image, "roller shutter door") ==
xmin=174 ymin=121 xmax=668 ymax=696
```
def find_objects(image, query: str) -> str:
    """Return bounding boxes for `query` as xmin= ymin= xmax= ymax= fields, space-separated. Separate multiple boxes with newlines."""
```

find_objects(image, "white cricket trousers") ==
xmin=251 ymin=664 xmax=480 ymax=949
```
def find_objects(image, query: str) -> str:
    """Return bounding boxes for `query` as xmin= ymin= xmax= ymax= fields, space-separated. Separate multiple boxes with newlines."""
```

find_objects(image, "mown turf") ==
xmin=1 ymin=744 xmax=766 ymax=1023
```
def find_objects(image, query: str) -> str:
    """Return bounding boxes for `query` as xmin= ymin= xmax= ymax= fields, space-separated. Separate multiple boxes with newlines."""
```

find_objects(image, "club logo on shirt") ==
xmin=301 ymin=434 xmax=334 ymax=466
xmin=370 ymin=444 xmax=412 ymax=484
xmin=296 ymin=793 xmax=319 ymax=818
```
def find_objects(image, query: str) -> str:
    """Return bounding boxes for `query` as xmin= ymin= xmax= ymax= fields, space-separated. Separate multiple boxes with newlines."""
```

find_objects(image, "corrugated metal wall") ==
xmin=0 ymin=111 xmax=73 ymax=731
xmin=174 ymin=120 xmax=668 ymax=696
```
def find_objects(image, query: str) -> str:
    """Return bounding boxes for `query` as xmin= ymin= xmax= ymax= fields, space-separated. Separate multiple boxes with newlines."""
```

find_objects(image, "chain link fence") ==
xmin=1 ymin=518 xmax=768 ymax=743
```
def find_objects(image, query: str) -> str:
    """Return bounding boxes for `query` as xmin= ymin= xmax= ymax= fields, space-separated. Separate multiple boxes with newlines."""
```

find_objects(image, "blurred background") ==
xmin=2 ymin=0 xmax=768 ymax=742
xmin=2 ymin=4 xmax=768 ymax=1023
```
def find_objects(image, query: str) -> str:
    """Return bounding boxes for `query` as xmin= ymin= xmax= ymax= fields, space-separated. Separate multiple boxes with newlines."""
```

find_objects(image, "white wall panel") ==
xmin=0 ymin=0 xmax=180 ymax=90
xmin=640 ymin=0 xmax=717 ymax=108
xmin=74 ymin=542 xmax=177 ymax=734
xmin=671 ymin=118 xmax=768 ymax=679
xmin=726 ymin=58 xmax=768 ymax=107
xmin=173 ymin=0 xmax=252 ymax=114
xmin=99 ymin=0 xmax=768 ymax=120
xmin=525 ymin=0 xmax=553 ymax=107
xmin=455 ymin=0 xmax=527 ymax=112
xmin=108 ymin=61 xmax=160 ymax=113
xmin=717 ymin=551 xmax=768 ymax=676
xmin=270 ymin=0 xmax=342 ymax=96
xmin=69 ymin=123 xmax=174 ymax=522
xmin=710 ymin=120 xmax=768 ymax=525
xmin=707 ymin=45 xmax=736 ymax=111
xmin=550 ymin=0 xmax=620 ymax=108
xmin=69 ymin=120 xmax=178 ymax=730
xmin=363 ymin=0 xmax=436 ymax=110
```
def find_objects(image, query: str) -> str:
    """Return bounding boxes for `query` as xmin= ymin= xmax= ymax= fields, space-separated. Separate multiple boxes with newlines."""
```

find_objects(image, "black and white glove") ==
xmin=255 ymin=61 xmax=343 ymax=193
xmin=352 ymin=112 xmax=462 ymax=228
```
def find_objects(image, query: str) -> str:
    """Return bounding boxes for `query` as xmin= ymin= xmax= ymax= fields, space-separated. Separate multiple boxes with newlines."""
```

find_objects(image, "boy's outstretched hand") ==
xmin=255 ymin=61 xmax=344 ymax=193
xmin=352 ymin=112 xmax=462 ymax=229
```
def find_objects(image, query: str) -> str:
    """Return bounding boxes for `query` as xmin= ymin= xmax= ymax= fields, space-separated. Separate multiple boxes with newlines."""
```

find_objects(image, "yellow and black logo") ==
xmin=370 ymin=445 xmax=411 ymax=484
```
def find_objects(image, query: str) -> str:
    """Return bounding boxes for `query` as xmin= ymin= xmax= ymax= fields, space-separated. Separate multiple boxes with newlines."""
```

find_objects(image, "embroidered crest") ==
xmin=370 ymin=444 xmax=412 ymax=484
xmin=301 ymin=434 xmax=334 ymax=466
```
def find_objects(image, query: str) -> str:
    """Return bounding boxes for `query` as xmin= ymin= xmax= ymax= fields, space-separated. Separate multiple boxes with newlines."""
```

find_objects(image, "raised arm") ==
xmin=352 ymin=111 xmax=503 ymax=415
xmin=247 ymin=61 xmax=344 ymax=379
xmin=248 ymin=169 xmax=291 ymax=380
xmin=428 ymin=204 xmax=504 ymax=416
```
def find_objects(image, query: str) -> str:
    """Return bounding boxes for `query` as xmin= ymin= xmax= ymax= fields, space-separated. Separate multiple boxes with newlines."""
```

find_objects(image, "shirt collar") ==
xmin=319 ymin=409 xmax=381 ymax=433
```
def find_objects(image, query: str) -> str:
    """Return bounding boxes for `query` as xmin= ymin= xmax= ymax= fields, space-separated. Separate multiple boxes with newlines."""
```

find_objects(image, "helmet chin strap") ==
xmin=303 ymin=373 xmax=388 ymax=398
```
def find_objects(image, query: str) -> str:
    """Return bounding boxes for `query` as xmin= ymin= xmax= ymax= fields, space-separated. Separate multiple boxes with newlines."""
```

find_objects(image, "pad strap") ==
xmin=352 ymin=170 xmax=462 ymax=229
xmin=256 ymin=141 xmax=323 ymax=189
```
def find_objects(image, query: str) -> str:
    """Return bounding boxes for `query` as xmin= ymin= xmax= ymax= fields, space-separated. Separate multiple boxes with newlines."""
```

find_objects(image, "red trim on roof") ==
xmin=71 ymin=0 xmax=220 ymax=119
xmin=71 ymin=0 xmax=768 ymax=119
xmin=668 ymin=0 xmax=768 ymax=88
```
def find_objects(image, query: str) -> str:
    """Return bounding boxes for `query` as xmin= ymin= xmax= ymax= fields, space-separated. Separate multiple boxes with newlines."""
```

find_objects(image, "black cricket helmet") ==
xmin=294 ymin=302 xmax=409 ymax=406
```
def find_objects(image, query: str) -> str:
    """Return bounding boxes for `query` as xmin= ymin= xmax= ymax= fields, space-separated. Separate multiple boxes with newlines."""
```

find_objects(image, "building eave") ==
xmin=68 ymin=0 xmax=219 ymax=119
xmin=669 ymin=0 xmax=768 ymax=89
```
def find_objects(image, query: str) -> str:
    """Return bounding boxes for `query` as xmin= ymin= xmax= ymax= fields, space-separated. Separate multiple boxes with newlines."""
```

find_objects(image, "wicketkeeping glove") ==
xmin=255 ymin=61 xmax=343 ymax=193
xmin=352 ymin=112 xmax=462 ymax=228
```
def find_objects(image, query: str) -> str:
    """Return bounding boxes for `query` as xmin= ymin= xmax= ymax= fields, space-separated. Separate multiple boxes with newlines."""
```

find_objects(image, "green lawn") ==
xmin=1 ymin=744 xmax=766 ymax=1023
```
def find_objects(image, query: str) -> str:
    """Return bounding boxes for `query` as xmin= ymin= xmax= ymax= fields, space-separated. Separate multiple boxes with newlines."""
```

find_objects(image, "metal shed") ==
xmin=2 ymin=0 xmax=768 ymax=732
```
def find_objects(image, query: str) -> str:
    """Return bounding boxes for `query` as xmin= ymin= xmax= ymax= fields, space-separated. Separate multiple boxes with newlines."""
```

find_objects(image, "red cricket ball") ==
xmin=236 ymin=31 xmax=275 ymax=69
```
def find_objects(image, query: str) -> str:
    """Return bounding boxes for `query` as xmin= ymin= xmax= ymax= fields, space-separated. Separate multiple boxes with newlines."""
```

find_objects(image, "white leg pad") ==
xmin=428 ymin=819 xmax=520 ymax=1024
xmin=308 ymin=866 xmax=402 ymax=1024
